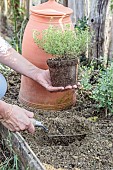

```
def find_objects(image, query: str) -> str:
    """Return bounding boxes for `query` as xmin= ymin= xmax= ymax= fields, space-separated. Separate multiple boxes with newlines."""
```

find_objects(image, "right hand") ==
xmin=34 ymin=69 xmax=81 ymax=91
xmin=1 ymin=104 xmax=35 ymax=133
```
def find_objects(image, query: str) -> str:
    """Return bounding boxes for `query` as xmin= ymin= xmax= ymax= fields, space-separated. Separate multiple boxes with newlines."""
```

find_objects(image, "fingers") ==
xmin=1 ymin=121 xmax=21 ymax=132
xmin=19 ymin=111 xmax=35 ymax=133
xmin=27 ymin=122 xmax=35 ymax=134
xmin=64 ymin=85 xmax=72 ymax=90
xmin=23 ymin=115 xmax=35 ymax=134
xmin=47 ymin=86 xmax=65 ymax=92
xmin=73 ymin=82 xmax=82 ymax=89
xmin=72 ymin=84 xmax=78 ymax=89
xmin=46 ymin=82 xmax=81 ymax=91
xmin=65 ymin=82 xmax=81 ymax=89
xmin=77 ymin=82 xmax=81 ymax=86
xmin=25 ymin=110 xmax=34 ymax=118
xmin=1 ymin=121 xmax=14 ymax=131
xmin=3 ymin=121 xmax=35 ymax=134
xmin=24 ymin=111 xmax=35 ymax=133
xmin=47 ymin=85 xmax=77 ymax=91
xmin=1 ymin=106 xmax=35 ymax=133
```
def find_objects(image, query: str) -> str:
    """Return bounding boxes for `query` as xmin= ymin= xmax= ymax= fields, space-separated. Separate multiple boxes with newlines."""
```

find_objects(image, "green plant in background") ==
xmin=80 ymin=65 xmax=94 ymax=91
xmin=0 ymin=132 xmax=19 ymax=170
xmin=10 ymin=0 xmax=27 ymax=53
xmin=0 ymin=131 xmax=30 ymax=170
xmin=74 ymin=17 xmax=92 ymax=64
xmin=33 ymin=25 xmax=91 ymax=59
xmin=0 ymin=154 xmax=19 ymax=170
xmin=91 ymin=62 xmax=113 ymax=115
xmin=79 ymin=58 xmax=113 ymax=116
xmin=75 ymin=16 xmax=89 ymax=32
xmin=110 ymin=0 xmax=113 ymax=11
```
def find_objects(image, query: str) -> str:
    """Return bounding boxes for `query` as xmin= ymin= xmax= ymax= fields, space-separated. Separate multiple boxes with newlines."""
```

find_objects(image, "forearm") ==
xmin=0 ymin=48 xmax=42 ymax=81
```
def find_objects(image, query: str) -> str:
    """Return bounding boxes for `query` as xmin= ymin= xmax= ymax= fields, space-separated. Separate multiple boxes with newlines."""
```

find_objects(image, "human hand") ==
xmin=36 ymin=69 xmax=80 ymax=92
xmin=1 ymin=104 xmax=35 ymax=133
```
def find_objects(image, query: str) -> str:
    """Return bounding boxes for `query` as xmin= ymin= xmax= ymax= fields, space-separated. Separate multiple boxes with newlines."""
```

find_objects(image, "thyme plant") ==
xmin=33 ymin=25 xmax=91 ymax=59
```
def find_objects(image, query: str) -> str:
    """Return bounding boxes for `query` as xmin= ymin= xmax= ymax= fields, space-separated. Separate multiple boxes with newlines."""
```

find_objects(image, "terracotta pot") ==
xmin=47 ymin=58 xmax=79 ymax=87
xmin=19 ymin=0 xmax=76 ymax=110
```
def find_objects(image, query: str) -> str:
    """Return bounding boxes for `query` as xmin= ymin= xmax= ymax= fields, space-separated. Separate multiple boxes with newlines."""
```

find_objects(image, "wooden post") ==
xmin=26 ymin=0 xmax=30 ymax=19
xmin=89 ymin=0 xmax=109 ymax=61
xmin=1 ymin=0 xmax=8 ymax=34
xmin=108 ymin=14 xmax=113 ymax=61
xmin=103 ymin=0 xmax=113 ymax=65
xmin=4 ymin=0 xmax=8 ymax=16
xmin=32 ymin=0 xmax=41 ymax=5
xmin=68 ymin=0 xmax=90 ymax=24
xmin=68 ymin=0 xmax=76 ymax=24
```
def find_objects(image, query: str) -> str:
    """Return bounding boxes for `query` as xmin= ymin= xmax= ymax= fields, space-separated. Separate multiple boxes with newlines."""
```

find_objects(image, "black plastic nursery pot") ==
xmin=47 ymin=57 xmax=79 ymax=87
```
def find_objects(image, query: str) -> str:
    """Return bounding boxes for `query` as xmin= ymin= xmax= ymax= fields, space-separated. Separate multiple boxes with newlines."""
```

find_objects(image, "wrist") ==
xmin=28 ymin=66 xmax=43 ymax=82
xmin=0 ymin=100 xmax=12 ymax=120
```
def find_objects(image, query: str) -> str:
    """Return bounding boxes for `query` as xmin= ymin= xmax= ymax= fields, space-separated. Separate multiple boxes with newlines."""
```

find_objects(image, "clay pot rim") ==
xmin=30 ymin=1 xmax=73 ymax=16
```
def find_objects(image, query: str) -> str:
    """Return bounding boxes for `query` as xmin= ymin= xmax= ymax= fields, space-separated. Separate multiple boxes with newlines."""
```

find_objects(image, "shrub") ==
xmin=91 ymin=62 xmax=113 ymax=114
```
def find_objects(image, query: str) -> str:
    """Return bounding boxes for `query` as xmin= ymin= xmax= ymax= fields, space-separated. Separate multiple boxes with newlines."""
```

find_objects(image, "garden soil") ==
xmin=2 ymin=71 xmax=113 ymax=170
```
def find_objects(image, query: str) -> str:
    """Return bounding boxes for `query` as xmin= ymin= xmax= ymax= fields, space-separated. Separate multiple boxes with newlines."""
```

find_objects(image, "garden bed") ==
xmin=2 ymin=70 xmax=113 ymax=170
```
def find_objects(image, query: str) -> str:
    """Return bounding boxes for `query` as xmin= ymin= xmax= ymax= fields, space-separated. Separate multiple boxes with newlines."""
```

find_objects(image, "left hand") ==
xmin=1 ymin=104 xmax=35 ymax=133
xmin=35 ymin=69 xmax=80 ymax=92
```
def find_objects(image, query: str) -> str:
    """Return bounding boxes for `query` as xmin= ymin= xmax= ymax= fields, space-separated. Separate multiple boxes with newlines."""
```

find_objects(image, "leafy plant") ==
xmin=10 ymin=0 xmax=27 ymax=53
xmin=75 ymin=16 xmax=89 ymax=32
xmin=0 ymin=132 xmax=19 ymax=170
xmin=80 ymin=60 xmax=113 ymax=115
xmin=111 ymin=0 xmax=113 ymax=11
xmin=91 ymin=62 xmax=113 ymax=115
xmin=33 ymin=25 xmax=91 ymax=59
xmin=80 ymin=65 xmax=94 ymax=91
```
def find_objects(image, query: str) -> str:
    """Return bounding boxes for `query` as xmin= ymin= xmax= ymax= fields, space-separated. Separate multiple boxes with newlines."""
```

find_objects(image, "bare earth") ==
xmin=2 ymin=71 xmax=113 ymax=170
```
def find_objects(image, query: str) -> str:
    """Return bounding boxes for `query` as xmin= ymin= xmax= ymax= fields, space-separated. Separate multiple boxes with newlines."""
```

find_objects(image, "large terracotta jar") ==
xmin=19 ymin=0 xmax=76 ymax=110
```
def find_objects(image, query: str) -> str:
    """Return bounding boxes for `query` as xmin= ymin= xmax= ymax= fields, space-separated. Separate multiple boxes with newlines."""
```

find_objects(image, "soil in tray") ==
xmin=3 ymin=71 xmax=113 ymax=170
